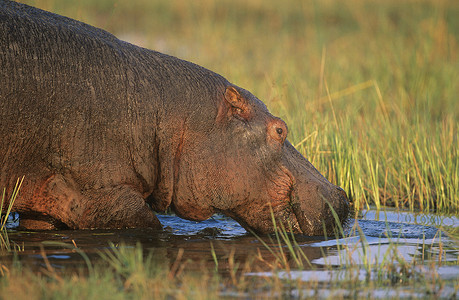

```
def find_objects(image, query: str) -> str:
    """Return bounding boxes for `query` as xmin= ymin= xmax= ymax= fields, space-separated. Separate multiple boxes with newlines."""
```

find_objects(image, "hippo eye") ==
xmin=276 ymin=128 xmax=283 ymax=135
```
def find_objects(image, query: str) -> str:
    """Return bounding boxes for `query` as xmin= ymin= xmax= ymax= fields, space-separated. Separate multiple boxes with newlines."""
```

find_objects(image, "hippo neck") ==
xmin=136 ymin=50 xmax=229 ymax=215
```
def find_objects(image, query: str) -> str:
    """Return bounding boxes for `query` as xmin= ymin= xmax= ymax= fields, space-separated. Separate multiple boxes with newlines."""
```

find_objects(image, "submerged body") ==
xmin=0 ymin=0 xmax=349 ymax=234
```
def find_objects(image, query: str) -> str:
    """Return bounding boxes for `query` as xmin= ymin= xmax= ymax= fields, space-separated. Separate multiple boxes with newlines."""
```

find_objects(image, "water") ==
xmin=1 ymin=209 xmax=459 ymax=298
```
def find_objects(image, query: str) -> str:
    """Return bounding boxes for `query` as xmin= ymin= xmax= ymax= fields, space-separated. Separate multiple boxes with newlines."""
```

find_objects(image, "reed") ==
xmin=0 ymin=177 xmax=23 ymax=252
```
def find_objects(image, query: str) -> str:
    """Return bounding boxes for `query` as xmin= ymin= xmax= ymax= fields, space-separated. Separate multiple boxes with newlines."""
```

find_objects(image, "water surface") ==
xmin=2 ymin=209 xmax=458 ymax=298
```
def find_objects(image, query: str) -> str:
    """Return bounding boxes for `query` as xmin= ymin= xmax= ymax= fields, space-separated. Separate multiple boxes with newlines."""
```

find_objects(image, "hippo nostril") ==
xmin=276 ymin=128 xmax=283 ymax=135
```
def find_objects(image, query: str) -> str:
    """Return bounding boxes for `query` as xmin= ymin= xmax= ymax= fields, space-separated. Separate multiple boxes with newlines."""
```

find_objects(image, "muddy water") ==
xmin=1 ymin=209 xmax=459 ymax=296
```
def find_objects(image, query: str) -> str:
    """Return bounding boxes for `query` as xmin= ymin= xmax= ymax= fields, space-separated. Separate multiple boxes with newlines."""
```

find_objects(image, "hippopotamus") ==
xmin=0 ymin=0 xmax=349 ymax=235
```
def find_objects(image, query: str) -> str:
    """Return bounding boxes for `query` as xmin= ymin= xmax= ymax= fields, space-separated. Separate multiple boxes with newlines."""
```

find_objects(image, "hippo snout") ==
xmin=278 ymin=141 xmax=350 ymax=235
xmin=291 ymin=182 xmax=350 ymax=235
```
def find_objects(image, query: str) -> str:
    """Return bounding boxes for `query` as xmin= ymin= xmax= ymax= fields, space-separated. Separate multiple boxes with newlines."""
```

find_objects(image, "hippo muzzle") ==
xmin=283 ymin=142 xmax=350 ymax=235
xmin=291 ymin=182 xmax=350 ymax=235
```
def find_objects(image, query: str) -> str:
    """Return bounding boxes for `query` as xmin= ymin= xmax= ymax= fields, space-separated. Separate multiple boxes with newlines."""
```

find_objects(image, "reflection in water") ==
xmin=1 ymin=210 xmax=458 ymax=283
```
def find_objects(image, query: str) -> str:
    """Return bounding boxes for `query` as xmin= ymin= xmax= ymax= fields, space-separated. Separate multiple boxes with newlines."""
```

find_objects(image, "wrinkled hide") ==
xmin=0 ymin=0 xmax=349 ymax=234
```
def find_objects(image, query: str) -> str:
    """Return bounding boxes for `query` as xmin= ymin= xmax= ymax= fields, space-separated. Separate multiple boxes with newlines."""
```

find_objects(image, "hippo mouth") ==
xmin=279 ymin=167 xmax=349 ymax=236
xmin=269 ymin=167 xmax=309 ymax=234
xmin=270 ymin=143 xmax=351 ymax=236
xmin=286 ymin=184 xmax=350 ymax=236
xmin=288 ymin=187 xmax=312 ymax=234
xmin=290 ymin=198 xmax=314 ymax=234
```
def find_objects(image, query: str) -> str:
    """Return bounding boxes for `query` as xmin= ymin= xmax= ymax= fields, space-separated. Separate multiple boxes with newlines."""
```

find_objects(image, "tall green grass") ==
xmin=0 ymin=177 xmax=23 ymax=252
xmin=19 ymin=0 xmax=458 ymax=214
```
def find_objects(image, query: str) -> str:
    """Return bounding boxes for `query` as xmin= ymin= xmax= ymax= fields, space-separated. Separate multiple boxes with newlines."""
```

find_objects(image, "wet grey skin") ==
xmin=0 ymin=0 xmax=349 ymax=234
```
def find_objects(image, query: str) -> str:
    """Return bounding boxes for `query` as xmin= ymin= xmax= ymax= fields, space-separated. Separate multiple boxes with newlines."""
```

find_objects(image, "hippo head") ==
xmin=153 ymin=85 xmax=350 ymax=235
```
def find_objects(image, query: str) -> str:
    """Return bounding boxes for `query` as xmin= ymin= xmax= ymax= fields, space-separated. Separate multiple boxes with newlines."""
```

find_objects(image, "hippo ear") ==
xmin=224 ymin=86 xmax=250 ymax=120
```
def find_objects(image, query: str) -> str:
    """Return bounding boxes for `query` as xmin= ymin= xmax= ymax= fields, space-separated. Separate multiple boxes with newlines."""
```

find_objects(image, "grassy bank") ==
xmin=19 ymin=0 xmax=458 ymax=214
